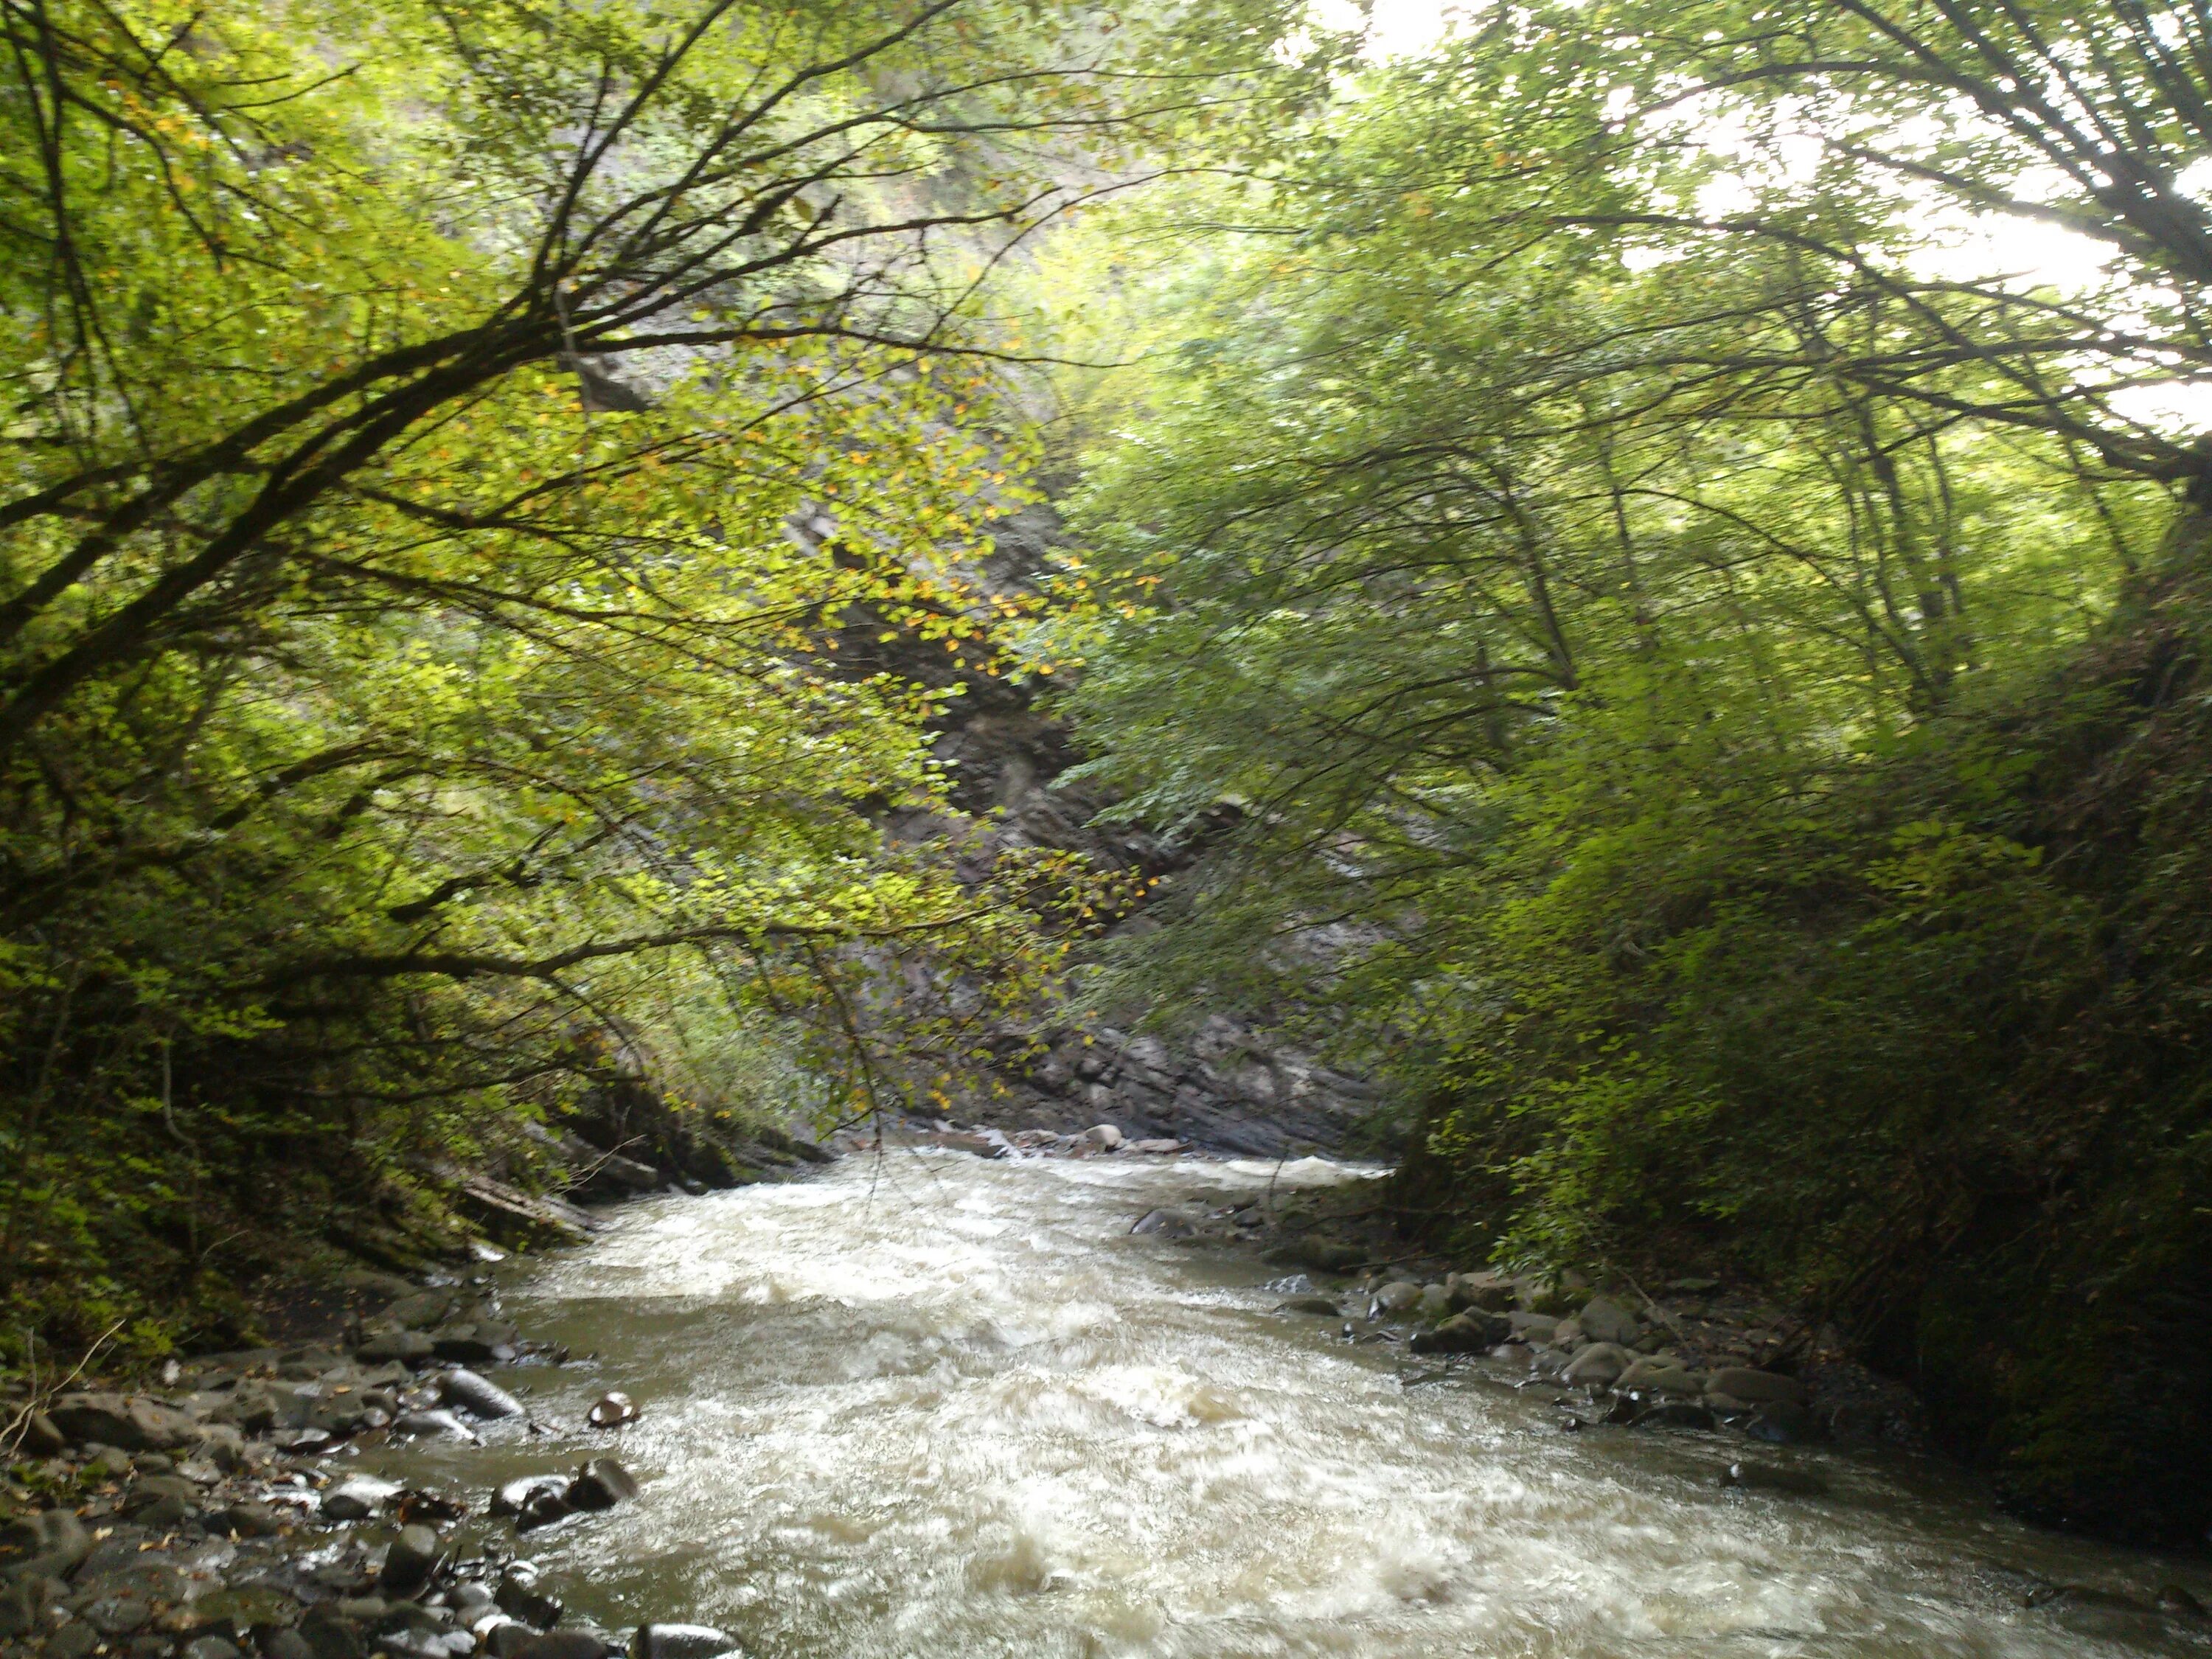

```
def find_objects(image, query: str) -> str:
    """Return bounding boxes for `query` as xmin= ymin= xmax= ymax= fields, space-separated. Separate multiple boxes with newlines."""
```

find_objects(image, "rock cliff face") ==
xmin=823 ymin=502 xmax=1381 ymax=1155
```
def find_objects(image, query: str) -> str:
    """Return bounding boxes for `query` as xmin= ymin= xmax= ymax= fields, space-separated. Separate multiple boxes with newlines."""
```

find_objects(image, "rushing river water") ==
xmin=363 ymin=1150 xmax=2211 ymax=1659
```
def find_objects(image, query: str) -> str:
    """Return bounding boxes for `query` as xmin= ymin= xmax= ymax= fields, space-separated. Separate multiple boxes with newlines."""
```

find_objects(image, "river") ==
xmin=362 ymin=1150 xmax=2211 ymax=1659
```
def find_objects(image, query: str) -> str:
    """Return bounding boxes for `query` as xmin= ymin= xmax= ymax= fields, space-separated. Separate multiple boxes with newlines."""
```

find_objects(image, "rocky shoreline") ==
xmin=0 ymin=1262 xmax=739 ymax=1659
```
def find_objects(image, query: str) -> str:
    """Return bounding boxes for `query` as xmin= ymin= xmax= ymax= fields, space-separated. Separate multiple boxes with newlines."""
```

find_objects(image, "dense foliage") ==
xmin=1056 ymin=0 xmax=2212 ymax=1540
xmin=0 ymin=0 xmax=1327 ymax=1352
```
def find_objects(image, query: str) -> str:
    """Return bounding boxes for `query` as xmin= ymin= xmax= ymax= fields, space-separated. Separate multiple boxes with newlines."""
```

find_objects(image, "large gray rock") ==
xmin=1131 ymin=1207 xmax=1201 ymax=1239
xmin=494 ymin=1570 xmax=561 ymax=1630
xmin=441 ymin=1369 xmax=524 ymax=1421
xmin=1615 ymin=1358 xmax=1705 ymax=1396
xmin=1447 ymin=1272 xmax=1516 ymax=1313
xmin=1506 ymin=1311 xmax=1559 ymax=1344
xmin=1576 ymin=1296 xmax=1641 ymax=1346
xmin=46 ymin=1393 xmax=199 ymax=1452
xmin=1372 ymin=1281 xmax=1423 ymax=1314
xmin=491 ymin=1476 xmax=571 ymax=1520
xmin=630 ymin=1626 xmax=742 ymax=1659
xmin=1561 ymin=1342 xmax=1634 ymax=1385
xmin=1408 ymin=1311 xmax=1509 ymax=1354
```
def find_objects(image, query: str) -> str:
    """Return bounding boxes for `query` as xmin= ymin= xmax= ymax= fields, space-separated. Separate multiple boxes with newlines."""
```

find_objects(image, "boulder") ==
xmin=1447 ymin=1272 xmax=1516 ymax=1313
xmin=586 ymin=1392 xmax=637 ymax=1428
xmin=264 ymin=1632 xmax=319 ymax=1659
xmin=1373 ymin=1281 xmax=1423 ymax=1314
xmin=1506 ymin=1312 xmax=1559 ymax=1344
xmin=380 ymin=1526 xmax=442 ymax=1596
xmin=322 ymin=1477 xmax=403 ymax=1523
xmin=484 ymin=1628 xmax=538 ymax=1659
xmin=1615 ymin=1358 xmax=1704 ymax=1396
xmin=47 ymin=1393 xmax=200 ymax=1453
xmin=1415 ymin=1284 xmax=1452 ymax=1318
xmin=1080 ymin=1124 xmax=1124 ymax=1151
xmin=1408 ymin=1311 xmax=1509 ymax=1354
xmin=630 ymin=1626 xmax=741 ymax=1659
xmin=441 ymin=1369 xmax=525 ymax=1421
xmin=1705 ymin=1367 xmax=1806 ymax=1406
xmin=1576 ymin=1297 xmax=1641 ymax=1346
xmin=1561 ymin=1343 xmax=1634 ymax=1385
xmin=565 ymin=1458 xmax=639 ymax=1511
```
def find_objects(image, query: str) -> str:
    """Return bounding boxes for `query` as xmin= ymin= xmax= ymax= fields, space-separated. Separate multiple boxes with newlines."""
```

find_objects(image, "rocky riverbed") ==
xmin=8 ymin=1131 xmax=2211 ymax=1659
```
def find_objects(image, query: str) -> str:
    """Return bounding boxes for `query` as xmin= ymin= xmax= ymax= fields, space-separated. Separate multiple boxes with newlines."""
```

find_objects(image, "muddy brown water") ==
xmin=350 ymin=1151 xmax=2212 ymax=1658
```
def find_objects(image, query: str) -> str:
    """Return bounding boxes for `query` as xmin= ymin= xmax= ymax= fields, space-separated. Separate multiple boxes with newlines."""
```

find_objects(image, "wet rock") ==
xmin=392 ymin=1409 xmax=480 ymax=1442
xmin=1275 ymin=1295 xmax=1341 ymax=1316
xmin=484 ymin=1628 xmax=538 ymax=1659
xmin=629 ymin=1625 xmax=742 ymax=1659
xmin=441 ymin=1370 xmax=524 ymax=1421
xmin=1720 ymin=1461 xmax=1829 ymax=1496
xmin=1706 ymin=1367 xmax=1806 ymax=1406
xmin=1415 ymin=1284 xmax=1452 ymax=1319
xmin=493 ymin=1570 xmax=561 ymax=1631
xmin=1079 ymin=1124 xmax=1124 ymax=1151
xmin=1447 ymin=1272 xmax=1515 ymax=1313
xmin=1576 ymin=1297 xmax=1641 ymax=1346
xmin=1561 ymin=1343 xmax=1633 ymax=1386
xmin=265 ymin=1631 xmax=319 ymax=1659
xmin=509 ymin=1634 xmax=607 ymax=1659
xmin=585 ymin=1392 xmax=636 ymax=1429
xmin=492 ymin=1477 xmax=572 ymax=1520
xmin=431 ymin=1326 xmax=519 ymax=1365
xmin=1408 ymin=1312 xmax=1509 ymax=1354
xmin=1615 ymin=1358 xmax=1704 ymax=1396
xmin=324 ymin=1477 xmax=404 ymax=1523
xmin=358 ymin=1331 xmax=436 ymax=1366
xmin=48 ymin=1392 xmax=201 ymax=1452
xmin=47 ymin=1625 xmax=100 ymax=1659
xmin=182 ymin=1636 xmax=244 ymax=1659
xmin=381 ymin=1526 xmax=443 ymax=1596
xmin=564 ymin=1458 xmax=639 ymax=1511
xmin=1746 ymin=1401 xmax=1822 ymax=1444
xmin=1131 ymin=1207 xmax=1201 ymax=1239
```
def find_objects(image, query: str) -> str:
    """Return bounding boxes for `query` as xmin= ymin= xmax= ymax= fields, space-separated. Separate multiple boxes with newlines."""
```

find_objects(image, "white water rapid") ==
xmin=368 ymin=1151 xmax=2212 ymax=1659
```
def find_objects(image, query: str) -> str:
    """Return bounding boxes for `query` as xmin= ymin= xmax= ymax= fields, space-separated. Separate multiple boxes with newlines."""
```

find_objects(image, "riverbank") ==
xmin=10 ymin=1138 xmax=2212 ymax=1659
